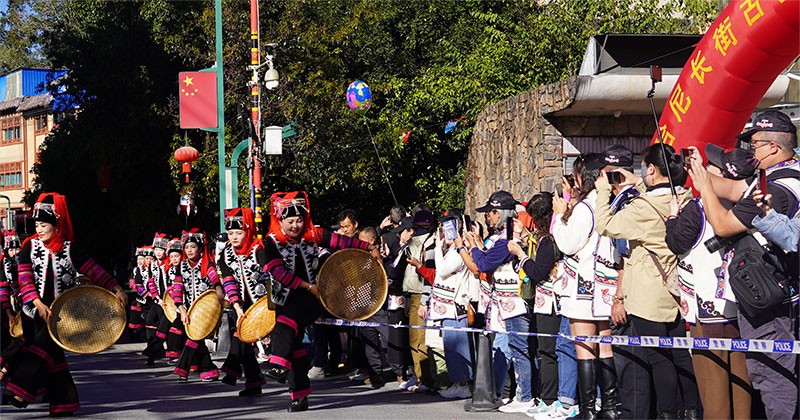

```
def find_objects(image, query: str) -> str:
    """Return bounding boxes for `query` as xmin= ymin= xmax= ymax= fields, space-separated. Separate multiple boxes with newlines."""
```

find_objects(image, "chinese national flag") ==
xmin=179 ymin=72 xmax=218 ymax=129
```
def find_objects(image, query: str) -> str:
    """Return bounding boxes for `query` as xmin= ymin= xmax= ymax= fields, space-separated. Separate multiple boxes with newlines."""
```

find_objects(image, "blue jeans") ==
xmin=442 ymin=318 xmax=474 ymax=383
xmin=505 ymin=313 xmax=534 ymax=402
xmin=556 ymin=315 xmax=578 ymax=405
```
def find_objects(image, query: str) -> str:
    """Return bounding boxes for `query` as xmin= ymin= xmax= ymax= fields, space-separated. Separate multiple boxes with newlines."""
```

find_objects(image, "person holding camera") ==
xmin=666 ymin=145 xmax=754 ymax=420
xmin=687 ymin=110 xmax=799 ymax=420
xmin=416 ymin=209 xmax=477 ymax=400
xmin=508 ymin=192 xmax=579 ymax=420
xmin=466 ymin=191 xmax=534 ymax=413
xmin=594 ymin=144 xmax=699 ymax=420
xmin=591 ymin=145 xmax=651 ymax=420
xmin=552 ymin=153 xmax=619 ymax=420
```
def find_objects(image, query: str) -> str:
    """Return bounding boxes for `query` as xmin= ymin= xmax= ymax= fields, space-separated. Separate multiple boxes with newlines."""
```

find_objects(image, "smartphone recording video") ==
xmin=606 ymin=171 xmax=623 ymax=185
xmin=443 ymin=219 xmax=458 ymax=241
xmin=681 ymin=148 xmax=691 ymax=165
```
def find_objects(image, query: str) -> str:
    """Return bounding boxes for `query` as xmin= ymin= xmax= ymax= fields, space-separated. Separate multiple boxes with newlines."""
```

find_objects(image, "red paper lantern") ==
xmin=174 ymin=146 xmax=199 ymax=183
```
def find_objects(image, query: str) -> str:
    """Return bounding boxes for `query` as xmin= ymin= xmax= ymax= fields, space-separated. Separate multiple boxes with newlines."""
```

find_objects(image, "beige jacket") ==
xmin=595 ymin=181 xmax=692 ymax=323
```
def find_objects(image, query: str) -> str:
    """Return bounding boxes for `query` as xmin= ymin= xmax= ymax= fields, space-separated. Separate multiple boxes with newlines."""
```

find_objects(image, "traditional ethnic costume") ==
xmin=172 ymin=229 xmax=221 ymax=382
xmin=5 ymin=193 xmax=121 ymax=416
xmin=128 ymin=247 xmax=150 ymax=338
xmin=261 ymin=191 xmax=371 ymax=412
xmin=142 ymin=234 xmax=171 ymax=364
xmin=218 ymin=208 xmax=267 ymax=396
xmin=164 ymin=238 xmax=185 ymax=362
xmin=0 ymin=230 xmax=23 ymax=383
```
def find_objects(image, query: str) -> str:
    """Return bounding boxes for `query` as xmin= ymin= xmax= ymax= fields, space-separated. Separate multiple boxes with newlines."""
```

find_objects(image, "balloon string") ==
xmin=364 ymin=120 xmax=399 ymax=206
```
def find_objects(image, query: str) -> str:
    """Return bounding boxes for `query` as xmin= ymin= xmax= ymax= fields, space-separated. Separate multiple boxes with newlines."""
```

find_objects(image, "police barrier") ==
xmin=315 ymin=317 xmax=799 ymax=355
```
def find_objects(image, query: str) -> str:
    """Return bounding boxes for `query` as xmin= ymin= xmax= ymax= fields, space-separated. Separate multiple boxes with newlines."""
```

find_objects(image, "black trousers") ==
xmin=142 ymin=306 xmax=170 ymax=359
xmin=630 ymin=314 xmax=699 ymax=415
xmin=128 ymin=301 xmax=146 ymax=332
xmin=270 ymin=288 xmax=322 ymax=400
xmin=165 ymin=317 xmax=186 ymax=359
xmin=611 ymin=319 xmax=655 ymax=419
xmin=175 ymin=337 xmax=219 ymax=379
xmin=5 ymin=316 xmax=80 ymax=415
xmin=359 ymin=308 xmax=389 ymax=376
xmin=536 ymin=312 xmax=561 ymax=405
xmin=387 ymin=308 xmax=411 ymax=377
xmin=221 ymin=310 xmax=265 ymax=390
xmin=311 ymin=320 xmax=342 ymax=370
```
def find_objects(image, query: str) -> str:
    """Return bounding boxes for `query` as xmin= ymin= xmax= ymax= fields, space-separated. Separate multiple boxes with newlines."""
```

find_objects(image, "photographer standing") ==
xmin=594 ymin=144 xmax=699 ymax=420
xmin=667 ymin=146 xmax=754 ymax=419
xmin=688 ymin=110 xmax=799 ymax=420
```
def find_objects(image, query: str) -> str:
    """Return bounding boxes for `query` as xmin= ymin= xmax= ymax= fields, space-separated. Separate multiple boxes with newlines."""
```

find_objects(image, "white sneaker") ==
xmin=533 ymin=403 xmax=579 ymax=420
xmin=438 ymin=382 xmax=472 ymax=399
xmin=308 ymin=366 xmax=325 ymax=379
xmin=525 ymin=399 xmax=551 ymax=416
xmin=398 ymin=375 xmax=418 ymax=390
xmin=498 ymin=398 xmax=535 ymax=413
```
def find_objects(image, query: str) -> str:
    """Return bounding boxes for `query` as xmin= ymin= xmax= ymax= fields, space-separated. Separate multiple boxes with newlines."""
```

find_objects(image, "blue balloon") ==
xmin=346 ymin=80 xmax=372 ymax=113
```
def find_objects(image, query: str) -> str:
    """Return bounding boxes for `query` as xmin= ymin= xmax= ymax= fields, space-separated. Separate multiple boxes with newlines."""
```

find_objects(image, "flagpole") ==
xmin=214 ymin=0 xmax=226 ymax=233
xmin=249 ymin=0 xmax=264 ymax=238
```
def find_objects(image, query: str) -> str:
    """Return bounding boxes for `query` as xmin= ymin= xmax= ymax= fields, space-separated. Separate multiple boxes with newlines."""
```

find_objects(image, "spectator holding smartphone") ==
xmin=688 ymin=110 xmax=799 ymax=420
xmin=509 ymin=192 xmax=579 ymax=419
xmin=552 ymin=153 xmax=619 ymax=420
xmin=467 ymin=191 xmax=533 ymax=413
xmin=594 ymin=144 xmax=699 ymax=420
xmin=666 ymin=145 xmax=753 ymax=419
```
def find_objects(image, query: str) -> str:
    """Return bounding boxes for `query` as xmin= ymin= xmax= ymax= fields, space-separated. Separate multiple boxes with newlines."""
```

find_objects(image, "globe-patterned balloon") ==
xmin=346 ymin=80 xmax=372 ymax=114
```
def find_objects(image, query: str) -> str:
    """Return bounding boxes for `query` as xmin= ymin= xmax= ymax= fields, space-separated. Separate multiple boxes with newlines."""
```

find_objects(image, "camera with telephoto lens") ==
xmin=704 ymin=233 xmax=745 ymax=253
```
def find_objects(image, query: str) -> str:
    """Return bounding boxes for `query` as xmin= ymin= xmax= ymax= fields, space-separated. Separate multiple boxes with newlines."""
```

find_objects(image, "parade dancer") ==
xmin=3 ymin=193 xmax=126 ymax=416
xmin=218 ymin=208 xmax=267 ymax=396
xmin=164 ymin=238 xmax=185 ymax=363
xmin=142 ymin=234 xmax=172 ymax=365
xmin=0 ymin=230 xmax=23 ymax=382
xmin=127 ymin=247 xmax=148 ymax=340
xmin=172 ymin=229 xmax=222 ymax=383
xmin=261 ymin=191 xmax=378 ymax=412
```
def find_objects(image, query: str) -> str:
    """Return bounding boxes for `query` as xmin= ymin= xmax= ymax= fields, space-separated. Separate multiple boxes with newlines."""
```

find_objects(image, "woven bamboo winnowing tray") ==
xmin=47 ymin=285 xmax=126 ymax=354
xmin=185 ymin=290 xmax=222 ymax=341
xmin=237 ymin=295 xmax=276 ymax=343
xmin=162 ymin=290 xmax=177 ymax=323
xmin=9 ymin=311 xmax=22 ymax=338
xmin=317 ymin=249 xmax=388 ymax=321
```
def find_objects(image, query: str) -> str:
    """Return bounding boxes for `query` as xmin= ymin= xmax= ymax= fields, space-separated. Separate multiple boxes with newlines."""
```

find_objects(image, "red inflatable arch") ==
xmin=652 ymin=0 xmax=799 ymax=154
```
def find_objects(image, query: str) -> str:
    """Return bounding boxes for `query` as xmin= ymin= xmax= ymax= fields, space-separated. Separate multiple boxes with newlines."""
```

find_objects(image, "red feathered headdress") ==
xmin=26 ymin=192 xmax=73 ymax=253
xmin=267 ymin=191 xmax=322 ymax=245
xmin=224 ymin=208 xmax=263 ymax=254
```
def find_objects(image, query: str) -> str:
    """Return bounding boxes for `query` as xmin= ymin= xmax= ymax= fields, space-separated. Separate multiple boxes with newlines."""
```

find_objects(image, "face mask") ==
xmin=641 ymin=163 xmax=650 ymax=187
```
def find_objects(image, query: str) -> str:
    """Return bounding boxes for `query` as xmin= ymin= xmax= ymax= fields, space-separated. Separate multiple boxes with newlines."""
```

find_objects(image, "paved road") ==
xmin=2 ymin=343 xmax=512 ymax=419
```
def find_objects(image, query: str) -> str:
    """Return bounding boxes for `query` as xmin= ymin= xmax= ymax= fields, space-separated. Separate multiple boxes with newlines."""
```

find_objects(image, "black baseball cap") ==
xmin=586 ymin=145 xmax=634 ymax=171
xmin=705 ymin=143 xmax=758 ymax=180
xmin=737 ymin=110 xmax=796 ymax=141
xmin=391 ymin=216 xmax=413 ymax=234
xmin=475 ymin=191 xmax=517 ymax=213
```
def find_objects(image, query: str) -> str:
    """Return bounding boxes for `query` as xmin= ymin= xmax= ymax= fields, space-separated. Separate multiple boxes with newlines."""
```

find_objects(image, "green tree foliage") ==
xmin=0 ymin=0 xmax=56 ymax=71
xmin=19 ymin=0 xmax=716 ymax=263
